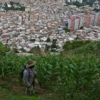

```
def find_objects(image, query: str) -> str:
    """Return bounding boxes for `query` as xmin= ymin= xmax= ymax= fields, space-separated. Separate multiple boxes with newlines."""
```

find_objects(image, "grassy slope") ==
xmin=0 ymin=78 xmax=45 ymax=100
xmin=0 ymin=88 xmax=39 ymax=100
xmin=63 ymin=41 xmax=100 ymax=57
xmin=0 ymin=41 xmax=100 ymax=100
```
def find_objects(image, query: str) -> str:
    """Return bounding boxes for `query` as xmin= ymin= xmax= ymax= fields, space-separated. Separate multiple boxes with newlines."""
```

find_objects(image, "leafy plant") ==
xmin=0 ymin=42 xmax=100 ymax=100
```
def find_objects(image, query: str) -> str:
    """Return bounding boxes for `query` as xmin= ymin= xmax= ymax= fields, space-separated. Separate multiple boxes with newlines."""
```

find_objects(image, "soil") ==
xmin=0 ymin=77 xmax=50 ymax=98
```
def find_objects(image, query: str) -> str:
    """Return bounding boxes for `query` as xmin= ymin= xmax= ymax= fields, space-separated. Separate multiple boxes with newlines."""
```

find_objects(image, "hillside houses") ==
xmin=0 ymin=0 xmax=100 ymax=53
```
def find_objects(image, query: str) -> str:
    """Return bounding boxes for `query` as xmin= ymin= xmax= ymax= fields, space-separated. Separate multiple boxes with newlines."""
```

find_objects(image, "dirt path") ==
xmin=0 ymin=77 xmax=50 ymax=98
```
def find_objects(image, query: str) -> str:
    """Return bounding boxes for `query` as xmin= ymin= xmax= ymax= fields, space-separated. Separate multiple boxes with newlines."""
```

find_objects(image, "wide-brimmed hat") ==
xmin=26 ymin=59 xmax=36 ymax=68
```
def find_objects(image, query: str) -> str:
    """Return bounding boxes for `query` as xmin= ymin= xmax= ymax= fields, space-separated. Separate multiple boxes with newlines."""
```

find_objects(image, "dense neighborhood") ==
xmin=0 ymin=0 xmax=100 ymax=53
xmin=0 ymin=1 xmax=100 ymax=100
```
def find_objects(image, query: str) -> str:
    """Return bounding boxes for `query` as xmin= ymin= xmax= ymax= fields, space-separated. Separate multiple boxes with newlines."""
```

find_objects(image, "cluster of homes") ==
xmin=0 ymin=0 xmax=100 ymax=53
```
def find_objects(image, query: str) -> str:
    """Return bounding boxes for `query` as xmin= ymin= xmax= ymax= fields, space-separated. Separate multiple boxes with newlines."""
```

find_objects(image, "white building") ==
xmin=67 ymin=0 xmax=83 ymax=3
xmin=93 ymin=0 xmax=100 ymax=9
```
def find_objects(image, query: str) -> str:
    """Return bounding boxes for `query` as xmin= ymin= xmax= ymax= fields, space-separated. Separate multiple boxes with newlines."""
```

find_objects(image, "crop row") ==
xmin=0 ymin=53 xmax=100 ymax=100
xmin=0 ymin=42 xmax=100 ymax=99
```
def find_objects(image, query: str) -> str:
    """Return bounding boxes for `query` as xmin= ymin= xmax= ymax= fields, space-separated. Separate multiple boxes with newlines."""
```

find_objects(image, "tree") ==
xmin=30 ymin=39 xmax=35 ymax=42
xmin=80 ymin=26 xmax=83 ymax=29
xmin=10 ymin=1 xmax=14 ymax=6
xmin=51 ymin=39 xmax=57 ymax=49
xmin=73 ymin=1 xmax=84 ymax=7
xmin=4 ymin=2 xmax=7 ymax=7
xmin=3 ymin=1 xmax=25 ymax=11
xmin=0 ymin=42 xmax=10 ymax=56
xmin=64 ymin=28 xmax=70 ymax=33
xmin=93 ymin=8 xmax=100 ymax=12
xmin=20 ymin=7 xmax=25 ymax=11
xmin=83 ymin=0 xmax=100 ymax=6
xmin=45 ymin=45 xmax=50 ymax=52
xmin=46 ymin=37 xmax=51 ymax=42
xmin=16 ymin=2 xmax=20 ymax=6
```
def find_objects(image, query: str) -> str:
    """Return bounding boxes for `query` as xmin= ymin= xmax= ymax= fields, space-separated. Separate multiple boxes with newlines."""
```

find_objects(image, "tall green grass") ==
xmin=0 ymin=41 xmax=100 ymax=100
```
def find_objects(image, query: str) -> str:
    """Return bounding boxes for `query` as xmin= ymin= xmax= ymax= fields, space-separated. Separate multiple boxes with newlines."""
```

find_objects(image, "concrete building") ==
xmin=93 ymin=0 xmax=100 ymax=9
xmin=67 ymin=0 xmax=83 ymax=3
xmin=0 ymin=0 xmax=100 ymax=53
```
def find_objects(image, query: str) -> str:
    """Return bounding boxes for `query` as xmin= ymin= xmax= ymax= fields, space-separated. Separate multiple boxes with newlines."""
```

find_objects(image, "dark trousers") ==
xmin=25 ymin=78 xmax=39 ymax=94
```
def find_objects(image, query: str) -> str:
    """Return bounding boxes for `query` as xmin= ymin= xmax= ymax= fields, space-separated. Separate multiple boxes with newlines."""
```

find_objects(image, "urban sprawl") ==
xmin=0 ymin=0 xmax=100 ymax=53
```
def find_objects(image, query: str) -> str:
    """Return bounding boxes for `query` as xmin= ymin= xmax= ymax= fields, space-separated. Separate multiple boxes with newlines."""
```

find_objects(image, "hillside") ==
xmin=63 ymin=40 xmax=100 ymax=57
xmin=0 ymin=41 xmax=100 ymax=100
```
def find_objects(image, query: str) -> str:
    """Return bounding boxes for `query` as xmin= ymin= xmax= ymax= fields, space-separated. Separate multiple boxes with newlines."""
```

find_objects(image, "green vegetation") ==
xmin=51 ymin=39 xmax=57 ymax=48
xmin=30 ymin=39 xmax=36 ymax=42
xmin=0 ymin=41 xmax=100 ymax=99
xmin=73 ymin=1 xmax=84 ymax=7
xmin=29 ymin=46 xmax=41 ymax=54
xmin=64 ymin=28 xmax=70 ymax=32
xmin=3 ymin=1 xmax=25 ymax=11
xmin=83 ymin=0 xmax=100 ymax=6
xmin=83 ymin=0 xmax=94 ymax=6
xmin=63 ymin=40 xmax=90 ymax=51
xmin=51 ymin=39 xmax=57 ymax=52
xmin=93 ymin=8 xmax=100 ymax=12
xmin=0 ymin=42 xmax=10 ymax=56
xmin=0 ymin=88 xmax=39 ymax=100
xmin=46 ymin=37 xmax=51 ymax=42
xmin=66 ymin=0 xmax=100 ymax=7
